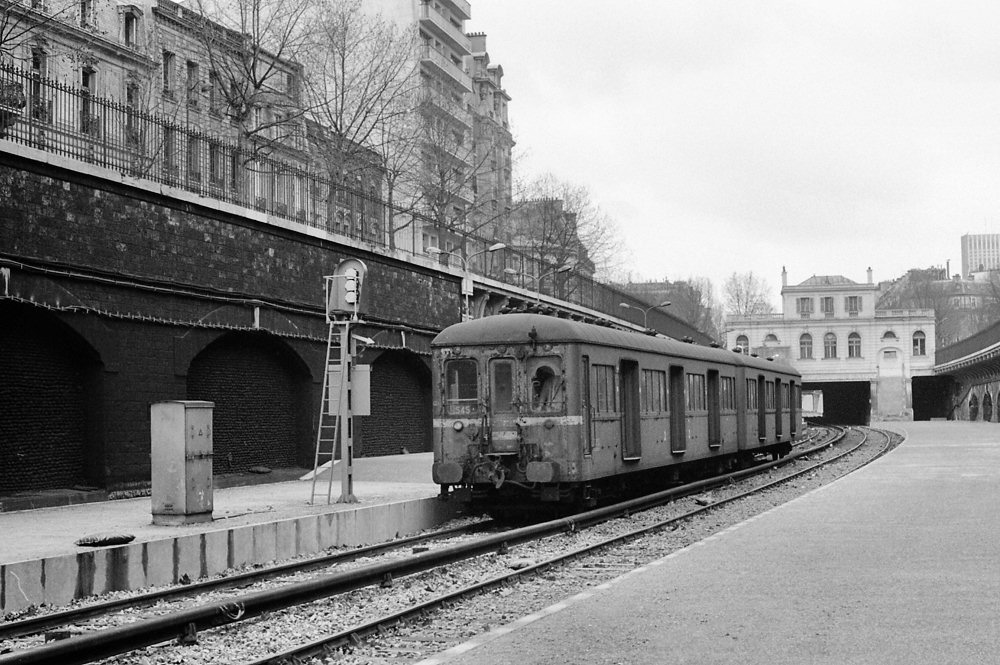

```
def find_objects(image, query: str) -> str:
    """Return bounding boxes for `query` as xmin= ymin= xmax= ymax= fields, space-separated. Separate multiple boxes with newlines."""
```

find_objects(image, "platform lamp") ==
xmin=619 ymin=300 xmax=671 ymax=328
xmin=427 ymin=242 xmax=506 ymax=319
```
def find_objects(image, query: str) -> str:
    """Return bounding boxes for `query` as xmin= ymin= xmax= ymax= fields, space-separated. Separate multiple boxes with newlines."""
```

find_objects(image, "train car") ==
xmin=431 ymin=313 xmax=800 ymax=510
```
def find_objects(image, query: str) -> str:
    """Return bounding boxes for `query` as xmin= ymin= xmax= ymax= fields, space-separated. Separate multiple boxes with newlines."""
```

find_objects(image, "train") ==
xmin=431 ymin=313 xmax=801 ymax=511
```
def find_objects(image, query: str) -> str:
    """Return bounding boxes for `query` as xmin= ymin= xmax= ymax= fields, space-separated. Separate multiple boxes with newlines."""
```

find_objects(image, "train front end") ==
xmin=431 ymin=315 xmax=582 ymax=509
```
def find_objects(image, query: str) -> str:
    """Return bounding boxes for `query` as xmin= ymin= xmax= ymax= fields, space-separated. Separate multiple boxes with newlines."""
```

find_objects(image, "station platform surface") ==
xmin=1 ymin=453 xmax=457 ymax=615
xmin=424 ymin=421 xmax=1000 ymax=665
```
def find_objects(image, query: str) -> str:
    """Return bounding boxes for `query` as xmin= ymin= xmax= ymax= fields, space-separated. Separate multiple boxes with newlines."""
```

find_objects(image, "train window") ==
xmin=765 ymin=381 xmax=775 ymax=410
xmin=490 ymin=359 xmax=515 ymax=413
xmin=721 ymin=376 xmax=736 ymax=410
xmin=746 ymin=379 xmax=758 ymax=409
xmin=686 ymin=373 xmax=706 ymax=411
xmin=592 ymin=364 xmax=616 ymax=414
xmin=528 ymin=357 xmax=564 ymax=413
xmin=444 ymin=359 xmax=478 ymax=412
xmin=640 ymin=369 xmax=667 ymax=414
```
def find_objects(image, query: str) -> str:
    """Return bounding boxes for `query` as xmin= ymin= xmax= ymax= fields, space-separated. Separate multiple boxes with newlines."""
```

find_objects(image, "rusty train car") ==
xmin=431 ymin=314 xmax=800 ymax=510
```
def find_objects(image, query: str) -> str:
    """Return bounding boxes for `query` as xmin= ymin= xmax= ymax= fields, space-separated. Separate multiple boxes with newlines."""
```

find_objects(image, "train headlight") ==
xmin=452 ymin=421 xmax=464 ymax=432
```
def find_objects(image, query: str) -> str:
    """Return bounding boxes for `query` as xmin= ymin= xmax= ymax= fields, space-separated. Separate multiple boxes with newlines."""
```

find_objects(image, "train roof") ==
xmin=432 ymin=314 xmax=799 ymax=377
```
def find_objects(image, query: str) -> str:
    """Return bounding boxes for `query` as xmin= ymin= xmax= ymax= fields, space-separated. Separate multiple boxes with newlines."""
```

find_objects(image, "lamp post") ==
xmin=619 ymin=300 xmax=671 ymax=328
xmin=504 ymin=263 xmax=575 ymax=304
xmin=427 ymin=242 xmax=506 ymax=319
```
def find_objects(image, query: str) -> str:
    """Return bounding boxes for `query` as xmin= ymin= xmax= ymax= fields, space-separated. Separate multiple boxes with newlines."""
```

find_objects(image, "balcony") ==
xmin=437 ymin=0 xmax=471 ymax=21
xmin=419 ymin=4 xmax=471 ymax=55
xmin=419 ymin=46 xmax=472 ymax=92
xmin=422 ymin=88 xmax=472 ymax=129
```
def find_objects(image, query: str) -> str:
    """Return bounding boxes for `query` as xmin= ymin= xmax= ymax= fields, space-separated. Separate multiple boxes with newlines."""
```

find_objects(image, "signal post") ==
xmin=318 ymin=259 xmax=370 ymax=504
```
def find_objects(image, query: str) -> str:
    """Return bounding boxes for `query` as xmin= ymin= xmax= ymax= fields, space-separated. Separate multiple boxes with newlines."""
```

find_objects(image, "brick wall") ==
xmin=358 ymin=351 xmax=433 ymax=457
xmin=0 ymin=157 xmax=457 ymax=492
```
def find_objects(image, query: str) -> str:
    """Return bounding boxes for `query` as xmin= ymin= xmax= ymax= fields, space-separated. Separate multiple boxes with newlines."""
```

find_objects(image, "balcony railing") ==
xmin=418 ymin=4 xmax=472 ymax=55
xmin=419 ymin=46 xmax=472 ymax=92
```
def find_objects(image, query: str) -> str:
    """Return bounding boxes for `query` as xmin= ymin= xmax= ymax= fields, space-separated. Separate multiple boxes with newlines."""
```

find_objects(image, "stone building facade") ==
xmin=726 ymin=268 xmax=936 ymax=421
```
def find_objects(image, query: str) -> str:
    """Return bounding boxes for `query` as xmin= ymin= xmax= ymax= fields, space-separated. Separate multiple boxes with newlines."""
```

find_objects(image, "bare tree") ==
xmin=511 ymin=174 xmax=626 ymax=280
xmin=670 ymin=277 xmax=723 ymax=341
xmin=1 ymin=0 xmax=79 ymax=64
xmin=723 ymin=271 xmax=775 ymax=317
xmin=304 ymin=0 xmax=418 ymax=177
xmin=191 ymin=0 xmax=314 ymax=154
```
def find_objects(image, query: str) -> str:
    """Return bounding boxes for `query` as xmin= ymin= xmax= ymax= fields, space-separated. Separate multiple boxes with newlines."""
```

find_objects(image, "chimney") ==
xmin=781 ymin=266 xmax=787 ymax=287
xmin=867 ymin=267 xmax=873 ymax=284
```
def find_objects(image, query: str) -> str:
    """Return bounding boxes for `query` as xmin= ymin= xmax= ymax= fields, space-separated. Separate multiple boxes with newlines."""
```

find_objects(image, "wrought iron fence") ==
xmin=0 ymin=61 xmax=693 ymax=333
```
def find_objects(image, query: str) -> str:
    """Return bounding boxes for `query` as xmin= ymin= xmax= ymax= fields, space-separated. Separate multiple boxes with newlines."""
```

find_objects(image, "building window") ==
xmin=845 ymin=296 xmax=861 ymax=317
xmin=764 ymin=333 xmax=779 ymax=346
xmin=824 ymin=332 xmax=837 ymax=359
xmin=186 ymin=60 xmax=200 ymax=106
xmin=882 ymin=330 xmax=897 ymax=341
xmin=799 ymin=333 xmax=813 ymax=359
xmin=80 ymin=67 xmax=97 ymax=135
xmin=162 ymin=51 xmax=175 ymax=96
xmin=80 ymin=0 xmax=92 ymax=26
xmin=122 ymin=8 xmax=141 ymax=47
xmin=912 ymin=331 xmax=926 ymax=356
xmin=796 ymin=297 xmax=813 ymax=317
xmin=848 ymin=333 xmax=862 ymax=358
xmin=821 ymin=296 xmax=834 ymax=317
xmin=25 ymin=45 xmax=52 ymax=122
xmin=736 ymin=335 xmax=749 ymax=354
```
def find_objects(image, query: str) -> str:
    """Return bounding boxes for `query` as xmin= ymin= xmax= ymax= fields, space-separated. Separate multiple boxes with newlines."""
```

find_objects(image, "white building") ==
xmin=725 ymin=268 xmax=936 ymax=421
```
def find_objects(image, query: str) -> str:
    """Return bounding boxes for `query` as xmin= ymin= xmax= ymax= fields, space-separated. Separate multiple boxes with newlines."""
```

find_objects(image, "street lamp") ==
xmin=427 ymin=242 xmax=506 ymax=319
xmin=504 ymin=263 xmax=575 ymax=303
xmin=619 ymin=300 xmax=671 ymax=328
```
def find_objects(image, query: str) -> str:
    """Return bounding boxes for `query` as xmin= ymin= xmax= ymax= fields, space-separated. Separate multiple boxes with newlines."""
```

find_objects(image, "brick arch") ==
xmin=186 ymin=331 xmax=312 ymax=474
xmin=0 ymin=301 xmax=104 ymax=493
xmin=357 ymin=350 xmax=432 ymax=456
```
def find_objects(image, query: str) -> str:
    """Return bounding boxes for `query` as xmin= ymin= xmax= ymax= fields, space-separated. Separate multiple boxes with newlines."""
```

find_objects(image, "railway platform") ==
xmin=422 ymin=421 xmax=1000 ymax=665
xmin=0 ymin=453 xmax=459 ymax=616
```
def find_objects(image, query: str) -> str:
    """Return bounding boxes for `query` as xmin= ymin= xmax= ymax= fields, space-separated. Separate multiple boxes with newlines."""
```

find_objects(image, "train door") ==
xmin=789 ymin=381 xmax=798 ymax=435
xmin=707 ymin=369 xmax=721 ymax=448
xmin=775 ymin=379 xmax=783 ymax=439
xmin=669 ymin=365 xmax=686 ymax=453
xmin=488 ymin=358 xmax=518 ymax=454
xmin=756 ymin=375 xmax=767 ymax=441
xmin=581 ymin=355 xmax=593 ymax=455
xmin=620 ymin=359 xmax=641 ymax=460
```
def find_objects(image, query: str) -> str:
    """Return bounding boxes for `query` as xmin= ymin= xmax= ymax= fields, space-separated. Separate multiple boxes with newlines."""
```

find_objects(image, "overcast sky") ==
xmin=467 ymin=1 xmax=1000 ymax=306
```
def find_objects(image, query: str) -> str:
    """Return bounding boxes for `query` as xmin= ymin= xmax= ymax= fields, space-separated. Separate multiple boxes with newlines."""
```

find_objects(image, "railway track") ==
xmin=0 ymin=425 xmax=892 ymax=665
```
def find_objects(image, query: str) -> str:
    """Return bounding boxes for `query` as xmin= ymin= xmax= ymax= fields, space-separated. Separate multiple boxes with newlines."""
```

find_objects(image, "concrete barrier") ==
xmin=1 ymin=497 xmax=460 ymax=616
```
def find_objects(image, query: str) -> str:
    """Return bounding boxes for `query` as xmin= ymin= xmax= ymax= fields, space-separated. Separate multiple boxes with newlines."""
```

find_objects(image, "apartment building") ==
xmin=961 ymin=233 xmax=1000 ymax=276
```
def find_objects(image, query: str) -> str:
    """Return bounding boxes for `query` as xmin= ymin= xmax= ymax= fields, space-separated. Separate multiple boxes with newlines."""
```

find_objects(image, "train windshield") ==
xmin=490 ymin=359 xmax=515 ymax=413
xmin=444 ymin=359 xmax=479 ymax=413
xmin=528 ymin=357 xmax=564 ymax=413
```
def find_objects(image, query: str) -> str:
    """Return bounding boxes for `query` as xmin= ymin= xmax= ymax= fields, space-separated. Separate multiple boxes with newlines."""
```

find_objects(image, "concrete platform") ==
xmin=420 ymin=422 xmax=1000 ymax=665
xmin=1 ymin=453 xmax=461 ymax=616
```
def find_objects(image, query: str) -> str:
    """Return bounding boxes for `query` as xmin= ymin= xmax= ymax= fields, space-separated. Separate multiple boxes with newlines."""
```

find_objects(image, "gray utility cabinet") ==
xmin=150 ymin=400 xmax=215 ymax=525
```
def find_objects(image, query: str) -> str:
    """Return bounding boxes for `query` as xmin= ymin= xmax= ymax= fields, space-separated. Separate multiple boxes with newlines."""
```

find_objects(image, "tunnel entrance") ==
xmin=911 ymin=375 xmax=953 ymax=421
xmin=800 ymin=381 xmax=871 ymax=425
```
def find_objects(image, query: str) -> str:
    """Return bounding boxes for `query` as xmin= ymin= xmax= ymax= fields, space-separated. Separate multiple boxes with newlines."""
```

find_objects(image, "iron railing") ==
xmin=0 ymin=62 xmax=701 ymax=336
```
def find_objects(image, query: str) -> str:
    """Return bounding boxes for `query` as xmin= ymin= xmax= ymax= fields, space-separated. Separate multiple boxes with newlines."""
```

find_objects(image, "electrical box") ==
xmin=327 ymin=365 xmax=371 ymax=417
xmin=150 ymin=400 xmax=215 ymax=525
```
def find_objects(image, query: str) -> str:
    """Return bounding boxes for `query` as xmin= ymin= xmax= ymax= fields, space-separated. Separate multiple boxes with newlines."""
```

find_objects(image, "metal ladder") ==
xmin=308 ymin=321 xmax=346 ymax=504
